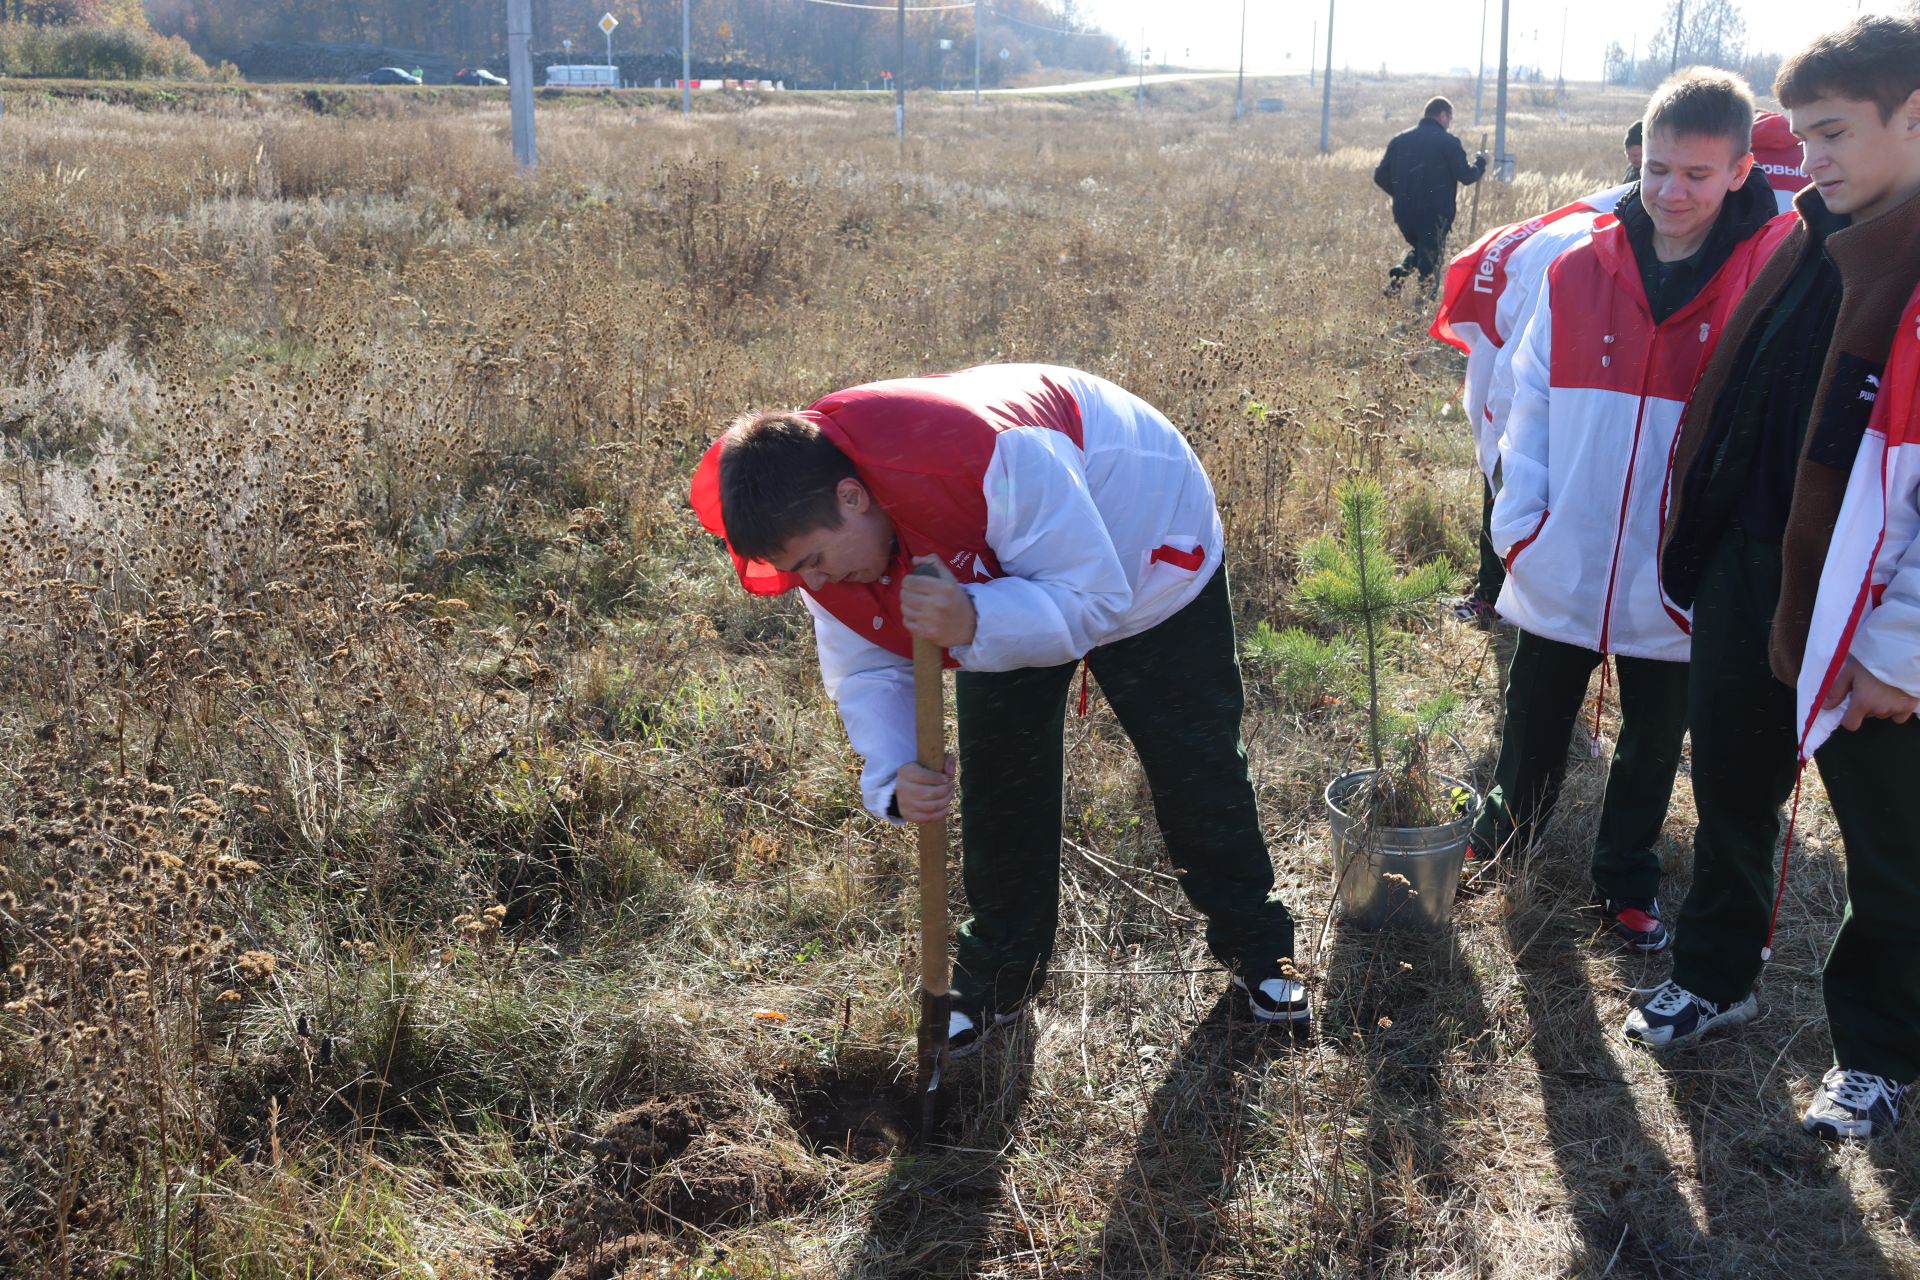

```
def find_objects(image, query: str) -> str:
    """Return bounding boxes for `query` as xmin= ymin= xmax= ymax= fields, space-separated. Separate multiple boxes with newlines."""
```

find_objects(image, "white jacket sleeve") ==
xmin=802 ymin=593 xmax=915 ymax=824
xmin=1490 ymin=279 xmax=1555 ymax=559
xmin=1485 ymin=277 xmax=1548 ymax=484
xmin=1848 ymin=498 xmax=1920 ymax=699
xmin=947 ymin=427 xmax=1136 ymax=672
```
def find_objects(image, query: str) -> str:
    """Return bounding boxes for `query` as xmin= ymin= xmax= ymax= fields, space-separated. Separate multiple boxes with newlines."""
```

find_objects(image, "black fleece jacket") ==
xmin=1615 ymin=167 xmax=1780 ymax=324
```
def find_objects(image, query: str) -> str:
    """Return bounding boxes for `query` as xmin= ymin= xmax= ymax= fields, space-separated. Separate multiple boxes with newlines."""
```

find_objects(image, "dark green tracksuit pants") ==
xmin=949 ymin=567 xmax=1296 ymax=1015
xmin=1672 ymin=530 xmax=1920 ymax=1082
xmin=1474 ymin=477 xmax=1506 ymax=605
xmin=1471 ymin=630 xmax=1689 ymax=902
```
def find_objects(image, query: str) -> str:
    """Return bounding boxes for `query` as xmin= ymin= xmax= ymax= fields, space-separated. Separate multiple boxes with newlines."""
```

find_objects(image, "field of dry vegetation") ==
xmin=0 ymin=73 xmax=1915 ymax=1279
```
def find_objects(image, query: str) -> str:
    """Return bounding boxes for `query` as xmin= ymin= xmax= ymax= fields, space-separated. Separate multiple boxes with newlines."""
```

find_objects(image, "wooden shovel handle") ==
xmin=910 ymin=562 xmax=950 ymax=998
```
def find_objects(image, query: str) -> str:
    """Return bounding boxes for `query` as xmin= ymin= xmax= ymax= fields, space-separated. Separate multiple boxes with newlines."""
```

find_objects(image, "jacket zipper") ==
xmin=1596 ymin=272 xmax=1720 ymax=653
xmin=1597 ymin=362 xmax=1654 ymax=655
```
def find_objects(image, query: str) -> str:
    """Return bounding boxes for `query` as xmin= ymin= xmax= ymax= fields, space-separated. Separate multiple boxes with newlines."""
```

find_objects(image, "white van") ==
xmin=545 ymin=64 xmax=620 ymax=89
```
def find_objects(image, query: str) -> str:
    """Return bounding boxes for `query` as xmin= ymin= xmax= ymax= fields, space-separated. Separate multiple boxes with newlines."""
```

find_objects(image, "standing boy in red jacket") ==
xmin=1470 ymin=69 xmax=1790 ymax=948
xmin=1627 ymin=15 xmax=1920 ymax=1141
xmin=691 ymin=364 xmax=1306 ymax=1055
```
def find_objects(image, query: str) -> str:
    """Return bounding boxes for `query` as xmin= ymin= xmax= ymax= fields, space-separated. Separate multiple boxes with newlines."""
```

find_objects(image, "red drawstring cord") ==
xmin=1076 ymin=660 xmax=1090 ymax=717
xmin=1762 ymin=765 xmax=1806 ymax=962
xmin=1590 ymin=655 xmax=1611 ymax=746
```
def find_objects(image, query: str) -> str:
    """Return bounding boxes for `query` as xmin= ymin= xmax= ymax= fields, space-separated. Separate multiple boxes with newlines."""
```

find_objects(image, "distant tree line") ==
xmin=142 ymin=0 xmax=1128 ymax=86
xmin=0 ymin=0 xmax=221 ymax=78
xmin=0 ymin=0 xmax=144 ymax=24
xmin=1600 ymin=0 xmax=1780 ymax=94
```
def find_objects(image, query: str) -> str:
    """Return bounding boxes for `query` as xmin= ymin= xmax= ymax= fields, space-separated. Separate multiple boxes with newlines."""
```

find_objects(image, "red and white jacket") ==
xmin=1491 ymin=210 xmax=1794 ymax=660
xmin=690 ymin=364 xmax=1223 ymax=820
xmin=1753 ymin=109 xmax=1808 ymax=215
xmin=1430 ymin=186 xmax=1629 ymax=483
xmin=1798 ymin=281 xmax=1920 ymax=756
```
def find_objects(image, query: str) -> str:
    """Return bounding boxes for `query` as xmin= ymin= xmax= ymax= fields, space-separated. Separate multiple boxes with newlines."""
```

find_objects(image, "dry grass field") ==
xmin=0 ymin=72 xmax=1915 ymax=1279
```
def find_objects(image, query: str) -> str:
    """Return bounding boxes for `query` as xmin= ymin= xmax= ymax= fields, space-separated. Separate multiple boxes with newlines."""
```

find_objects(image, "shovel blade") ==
xmin=914 ymin=987 xmax=951 ymax=1145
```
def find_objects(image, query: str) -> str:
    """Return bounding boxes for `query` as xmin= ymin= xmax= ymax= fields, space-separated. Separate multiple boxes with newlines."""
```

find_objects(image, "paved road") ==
xmin=825 ymin=70 xmax=1274 ymax=96
xmin=966 ymin=70 xmax=1246 ymax=95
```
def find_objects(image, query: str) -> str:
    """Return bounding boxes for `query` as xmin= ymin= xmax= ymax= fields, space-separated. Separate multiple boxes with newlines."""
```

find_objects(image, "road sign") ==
xmin=998 ymin=48 xmax=1010 ymax=59
xmin=717 ymin=20 xmax=732 ymax=40
xmin=599 ymin=12 xmax=618 ymax=34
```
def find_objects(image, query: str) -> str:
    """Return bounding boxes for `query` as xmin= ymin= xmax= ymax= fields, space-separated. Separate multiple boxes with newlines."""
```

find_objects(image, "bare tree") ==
xmin=1642 ymin=0 xmax=1747 ymax=81
xmin=1603 ymin=40 xmax=1630 ymax=87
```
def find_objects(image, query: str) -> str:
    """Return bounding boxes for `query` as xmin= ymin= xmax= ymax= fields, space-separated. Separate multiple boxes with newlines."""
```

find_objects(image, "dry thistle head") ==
xmin=233 ymin=950 xmax=276 ymax=981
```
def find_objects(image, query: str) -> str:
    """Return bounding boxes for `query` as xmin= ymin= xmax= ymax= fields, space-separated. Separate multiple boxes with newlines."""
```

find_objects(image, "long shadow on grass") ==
xmin=1069 ymin=991 xmax=1272 ymax=1278
xmin=1653 ymin=843 xmax=1904 ymax=1277
xmin=839 ymin=1025 xmax=1035 ymax=1280
xmin=1499 ymin=852 xmax=1713 ymax=1278
xmin=1316 ymin=908 xmax=1500 ymax=1274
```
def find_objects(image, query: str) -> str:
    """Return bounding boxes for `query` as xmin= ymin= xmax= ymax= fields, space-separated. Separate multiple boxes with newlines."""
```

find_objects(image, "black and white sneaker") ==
xmin=1622 ymin=979 xmax=1757 ymax=1049
xmin=1602 ymin=898 xmax=1670 ymax=952
xmin=945 ymin=1004 xmax=1023 ymax=1060
xmin=1232 ymin=975 xmax=1311 ymax=1025
xmin=1803 ymin=1067 xmax=1909 ymax=1141
xmin=1448 ymin=596 xmax=1502 ymax=631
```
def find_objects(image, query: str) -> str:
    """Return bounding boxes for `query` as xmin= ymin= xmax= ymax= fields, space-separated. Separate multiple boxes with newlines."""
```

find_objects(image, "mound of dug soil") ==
xmin=492 ymin=1092 xmax=826 ymax=1279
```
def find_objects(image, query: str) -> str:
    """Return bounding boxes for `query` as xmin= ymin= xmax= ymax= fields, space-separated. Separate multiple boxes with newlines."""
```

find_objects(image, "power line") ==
xmin=988 ymin=8 xmax=1093 ymax=37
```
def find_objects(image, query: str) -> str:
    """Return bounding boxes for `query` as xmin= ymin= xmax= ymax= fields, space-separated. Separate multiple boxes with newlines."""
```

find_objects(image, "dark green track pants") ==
xmin=949 ymin=567 xmax=1297 ymax=1015
xmin=1471 ymin=630 xmax=1689 ymax=901
xmin=1671 ymin=530 xmax=1920 ymax=1082
xmin=1475 ymin=477 xmax=1506 ymax=605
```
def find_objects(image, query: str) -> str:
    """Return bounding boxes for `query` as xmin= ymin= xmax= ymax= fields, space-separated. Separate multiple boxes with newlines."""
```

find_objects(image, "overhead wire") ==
xmin=985 ymin=6 xmax=1096 ymax=37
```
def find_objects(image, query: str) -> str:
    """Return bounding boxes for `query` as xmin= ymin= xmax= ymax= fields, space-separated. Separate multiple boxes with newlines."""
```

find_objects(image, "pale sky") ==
xmin=1069 ymin=0 xmax=1910 ymax=82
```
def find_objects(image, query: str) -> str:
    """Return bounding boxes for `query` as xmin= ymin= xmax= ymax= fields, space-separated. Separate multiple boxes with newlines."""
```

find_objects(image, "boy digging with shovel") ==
xmin=690 ymin=363 xmax=1307 ymax=1058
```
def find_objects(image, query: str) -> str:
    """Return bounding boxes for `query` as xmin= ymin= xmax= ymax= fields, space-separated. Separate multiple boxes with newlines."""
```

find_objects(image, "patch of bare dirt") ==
xmin=779 ymin=1060 xmax=922 ymax=1161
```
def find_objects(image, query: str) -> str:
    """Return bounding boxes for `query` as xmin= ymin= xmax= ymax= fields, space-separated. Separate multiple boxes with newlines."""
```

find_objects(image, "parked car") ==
xmin=453 ymin=68 xmax=508 ymax=87
xmin=363 ymin=67 xmax=422 ymax=85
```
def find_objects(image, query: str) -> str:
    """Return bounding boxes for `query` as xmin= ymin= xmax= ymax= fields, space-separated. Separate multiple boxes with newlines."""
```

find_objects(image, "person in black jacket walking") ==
xmin=1375 ymin=97 xmax=1488 ymax=295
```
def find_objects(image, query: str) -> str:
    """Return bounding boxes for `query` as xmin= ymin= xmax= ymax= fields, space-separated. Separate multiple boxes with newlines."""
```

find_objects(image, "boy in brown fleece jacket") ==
xmin=1626 ymin=15 xmax=1920 ymax=1141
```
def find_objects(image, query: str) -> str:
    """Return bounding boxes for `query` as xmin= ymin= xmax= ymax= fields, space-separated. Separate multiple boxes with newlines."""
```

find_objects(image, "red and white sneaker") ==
xmin=1602 ymin=898 xmax=1670 ymax=952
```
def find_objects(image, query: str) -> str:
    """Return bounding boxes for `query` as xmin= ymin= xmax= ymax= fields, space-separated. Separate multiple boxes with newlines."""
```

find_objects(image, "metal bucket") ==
xmin=1326 ymin=770 xmax=1480 ymax=932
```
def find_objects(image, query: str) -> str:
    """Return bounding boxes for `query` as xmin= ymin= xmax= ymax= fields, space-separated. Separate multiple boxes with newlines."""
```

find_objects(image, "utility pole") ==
xmin=1234 ymin=0 xmax=1247 ymax=120
xmin=682 ymin=0 xmax=692 ymax=114
xmin=1493 ymin=0 xmax=1509 ymax=178
xmin=1309 ymin=19 xmax=1317 ymax=88
xmin=1474 ymin=0 xmax=1487 ymax=124
xmin=973 ymin=0 xmax=981 ymax=104
xmin=1555 ymin=7 xmax=1566 ymax=103
xmin=895 ymin=0 xmax=906 ymax=137
xmin=1136 ymin=27 xmax=1146 ymax=113
xmin=1318 ymin=0 xmax=1334 ymax=154
xmin=1670 ymin=0 xmax=1684 ymax=73
xmin=507 ymin=0 xmax=535 ymax=168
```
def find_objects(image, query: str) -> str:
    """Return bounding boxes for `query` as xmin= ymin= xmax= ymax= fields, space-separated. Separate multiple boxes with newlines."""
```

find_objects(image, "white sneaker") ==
xmin=1622 ymin=979 xmax=1757 ymax=1049
xmin=944 ymin=1004 xmax=1023 ymax=1060
xmin=1802 ymin=1068 xmax=1909 ymax=1141
xmin=1232 ymin=975 xmax=1311 ymax=1025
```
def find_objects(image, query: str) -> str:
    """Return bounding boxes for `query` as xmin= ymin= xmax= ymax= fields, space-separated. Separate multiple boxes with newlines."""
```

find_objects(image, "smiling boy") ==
xmin=1628 ymin=15 xmax=1920 ymax=1141
xmin=689 ymin=364 xmax=1306 ymax=1054
xmin=1468 ymin=70 xmax=1789 ymax=944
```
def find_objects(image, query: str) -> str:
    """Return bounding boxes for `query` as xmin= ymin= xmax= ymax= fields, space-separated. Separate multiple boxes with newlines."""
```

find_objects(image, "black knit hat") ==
xmin=1624 ymin=119 xmax=1643 ymax=147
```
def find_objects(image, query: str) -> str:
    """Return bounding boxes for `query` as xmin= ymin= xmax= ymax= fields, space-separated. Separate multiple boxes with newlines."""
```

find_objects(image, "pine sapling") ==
xmin=1294 ymin=478 xmax=1458 ymax=824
